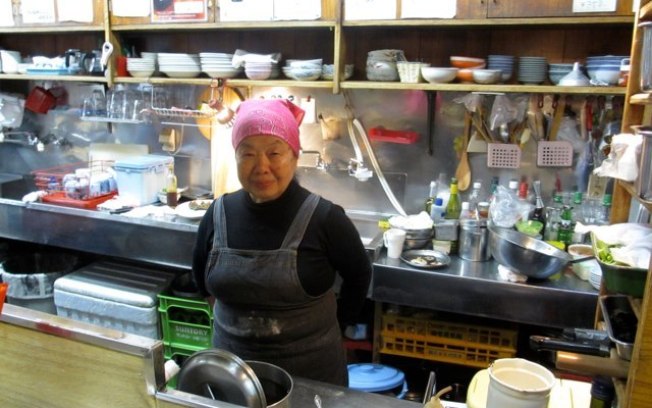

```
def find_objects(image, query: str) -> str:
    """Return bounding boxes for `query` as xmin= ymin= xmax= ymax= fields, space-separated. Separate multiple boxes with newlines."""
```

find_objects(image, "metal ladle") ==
xmin=208 ymin=78 xmax=235 ymax=127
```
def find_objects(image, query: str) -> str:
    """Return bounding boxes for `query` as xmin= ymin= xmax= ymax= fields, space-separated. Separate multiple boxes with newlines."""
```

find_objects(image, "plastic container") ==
xmin=0 ymin=252 xmax=80 ymax=314
xmin=639 ymin=22 xmax=652 ymax=92
xmin=347 ymin=363 xmax=408 ymax=399
xmin=158 ymin=293 xmax=213 ymax=351
xmin=459 ymin=219 xmax=491 ymax=261
xmin=487 ymin=358 xmax=555 ymax=408
xmin=114 ymin=154 xmax=173 ymax=206
xmin=53 ymin=261 xmax=176 ymax=338
xmin=0 ymin=282 xmax=7 ymax=315
xmin=633 ymin=126 xmax=652 ymax=201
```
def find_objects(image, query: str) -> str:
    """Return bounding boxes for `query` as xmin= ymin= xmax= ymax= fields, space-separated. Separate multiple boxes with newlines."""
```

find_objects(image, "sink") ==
xmin=347 ymin=212 xmax=384 ymax=262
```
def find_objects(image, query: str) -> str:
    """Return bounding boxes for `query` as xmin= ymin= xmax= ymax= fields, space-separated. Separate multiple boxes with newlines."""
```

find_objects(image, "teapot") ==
xmin=81 ymin=50 xmax=104 ymax=75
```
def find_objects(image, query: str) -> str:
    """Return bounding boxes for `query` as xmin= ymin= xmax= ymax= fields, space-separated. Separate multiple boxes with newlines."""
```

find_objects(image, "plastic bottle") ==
xmin=445 ymin=178 xmax=461 ymax=220
xmin=488 ymin=176 xmax=500 ymax=203
xmin=166 ymin=164 xmax=178 ymax=208
xmin=430 ymin=197 xmax=445 ymax=222
xmin=435 ymin=173 xmax=450 ymax=211
xmin=467 ymin=181 xmax=483 ymax=216
xmin=424 ymin=180 xmax=437 ymax=215
xmin=459 ymin=201 xmax=473 ymax=220
xmin=508 ymin=179 xmax=519 ymax=196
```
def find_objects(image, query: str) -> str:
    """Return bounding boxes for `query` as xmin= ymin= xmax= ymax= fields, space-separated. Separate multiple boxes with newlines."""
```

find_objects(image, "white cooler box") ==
xmin=114 ymin=154 xmax=173 ymax=206
xmin=53 ymin=261 xmax=176 ymax=339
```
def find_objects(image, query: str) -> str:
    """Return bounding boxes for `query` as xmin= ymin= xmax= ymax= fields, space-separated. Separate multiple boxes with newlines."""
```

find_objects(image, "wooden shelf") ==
xmin=0 ymin=74 xmax=108 ymax=83
xmin=111 ymin=20 xmax=337 ymax=31
xmin=0 ymin=25 xmax=104 ymax=34
xmin=115 ymin=76 xmax=335 ymax=88
xmin=342 ymin=16 xmax=633 ymax=27
xmin=630 ymin=93 xmax=652 ymax=104
xmin=341 ymin=81 xmax=627 ymax=94
xmin=617 ymin=180 xmax=652 ymax=212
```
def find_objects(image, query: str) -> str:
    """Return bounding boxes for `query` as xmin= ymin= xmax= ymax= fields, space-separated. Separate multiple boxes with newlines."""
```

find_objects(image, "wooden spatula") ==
xmin=455 ymin=111 xmax=472 ymax=192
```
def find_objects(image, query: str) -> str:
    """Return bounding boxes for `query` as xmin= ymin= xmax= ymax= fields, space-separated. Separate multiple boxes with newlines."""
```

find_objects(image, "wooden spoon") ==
xmin=455 ymin=111 xmax=472 ymax=192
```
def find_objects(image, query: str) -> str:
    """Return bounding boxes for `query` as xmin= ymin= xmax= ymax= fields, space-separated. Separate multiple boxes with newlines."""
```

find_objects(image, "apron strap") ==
xmin=212 ymin=195 xmax=227 ymax=249
xmin=280 ymin=193 xmax=321 ymax=250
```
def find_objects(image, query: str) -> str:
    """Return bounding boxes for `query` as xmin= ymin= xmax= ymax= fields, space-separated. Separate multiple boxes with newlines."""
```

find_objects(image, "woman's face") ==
xmin=235 ymin=135 xmax=298 ymax=203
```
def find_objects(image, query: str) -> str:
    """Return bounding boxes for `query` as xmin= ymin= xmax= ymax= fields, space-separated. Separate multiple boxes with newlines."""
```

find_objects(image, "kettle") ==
xmin=81 ymin=50 xmax=104 ymax=75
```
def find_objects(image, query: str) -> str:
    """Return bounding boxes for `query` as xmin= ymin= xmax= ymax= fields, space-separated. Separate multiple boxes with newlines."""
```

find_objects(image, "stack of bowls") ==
xmin=157 ymin=53 xmax=201 ymax=78
xmin=200 ymin=52 xmax=241 ymax=78
xmin=141 ymin=52 xmax=158 ymax=74
xmin=321 ymin=64 xmax=354 ymax=80
xmin=548 ymin=63 xmax=574 ymax=85
xmin=282 ymin=58 xmax=322 ymax=81
xmin=366 ymin=49 xmax=406 ymax=82
xmin=397 ymin=61 xmax=430 ymax=83
xmin=518 ymin=56 xmax=548 ymax=84
xmin=450 ymin=56 xmax=486 ymax=83
xmin=126 ymin=57 xmax=156 ymax=78
xmin=586 ymin=55 xmax=628 ymax=86
xmin=487 ymin=55 xmax=515 ymax=82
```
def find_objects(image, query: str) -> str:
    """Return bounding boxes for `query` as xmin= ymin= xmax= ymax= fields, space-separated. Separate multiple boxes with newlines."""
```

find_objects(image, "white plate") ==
xmin=176 ymin=200 xmax=212 ymax=219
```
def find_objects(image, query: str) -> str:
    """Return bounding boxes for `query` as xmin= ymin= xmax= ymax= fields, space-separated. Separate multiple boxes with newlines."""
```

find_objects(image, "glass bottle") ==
xmin=544 ymin=193 xmax=563 ymax=241
xmin=599 ymin=194 xmax=612 ymax=225
xmin=557 ymin=205 xmax=574 ymax=249
xmin=572 ymin=191 xmax=584 ymax=225
xmin=530 ymin=180 xmax=546 ymax=233
xmin=166 ymin=164 xmax=178 ymax=208
xmin=444 ymin=177 xmax=461 ymax=220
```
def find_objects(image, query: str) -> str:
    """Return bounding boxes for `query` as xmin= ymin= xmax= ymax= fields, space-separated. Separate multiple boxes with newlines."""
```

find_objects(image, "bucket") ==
xmin=0 ymin=252 xmax=79 ymax=314
xmin=347 ymin=363 xmax=408 ymax=399
xmin=487 ymin=358 xmax=555 ymax=408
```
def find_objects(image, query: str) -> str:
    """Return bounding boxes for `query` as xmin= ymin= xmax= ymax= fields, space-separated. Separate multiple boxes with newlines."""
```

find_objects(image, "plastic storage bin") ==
xmin=114 ymin=154 xmax=173 ymax=206
xmin=53 ymin=261 xmax=175 ymax=338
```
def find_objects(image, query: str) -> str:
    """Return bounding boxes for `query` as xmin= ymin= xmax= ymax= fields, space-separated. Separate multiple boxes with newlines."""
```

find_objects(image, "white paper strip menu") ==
xmin=344 ymin=0 xmax=396 ymax=20
xmin=20 ymin=0 xmax=56 ymax=24
xmin=57 ymin=0 xmax=94 ymax=23
xmin=113 ymin=0 xmax=150 ymax=17
xmin=0 ymin=0 xmax=15 ymax=26
xmin=401 ymin=0 xmax=456 ymax=19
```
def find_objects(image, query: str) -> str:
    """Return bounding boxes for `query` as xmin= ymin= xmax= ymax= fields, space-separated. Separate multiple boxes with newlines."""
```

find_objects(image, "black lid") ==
xmin=591 ymin=375 xmax=615 ymax=400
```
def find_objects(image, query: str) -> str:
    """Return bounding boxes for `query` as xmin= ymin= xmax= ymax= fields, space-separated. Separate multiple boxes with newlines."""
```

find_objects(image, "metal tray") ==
xmin=599 ymin=295 xmax=637 ymax=361
xmin=400 ymin=249 xmax=450 ymax=269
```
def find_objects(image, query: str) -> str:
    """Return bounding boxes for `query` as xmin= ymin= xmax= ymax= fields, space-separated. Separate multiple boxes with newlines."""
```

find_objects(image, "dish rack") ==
xmin=149 ymin=82 xmax=217 ymax=120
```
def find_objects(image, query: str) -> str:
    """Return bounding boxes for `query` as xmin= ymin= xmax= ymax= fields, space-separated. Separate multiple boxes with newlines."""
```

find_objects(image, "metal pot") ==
xmin=246 ymin=361 xmax=293 ymax=408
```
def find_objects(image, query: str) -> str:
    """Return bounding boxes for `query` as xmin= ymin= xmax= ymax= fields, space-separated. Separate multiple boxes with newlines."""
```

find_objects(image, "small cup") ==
xmin=384 ymin=228 xmax=407 ymax=259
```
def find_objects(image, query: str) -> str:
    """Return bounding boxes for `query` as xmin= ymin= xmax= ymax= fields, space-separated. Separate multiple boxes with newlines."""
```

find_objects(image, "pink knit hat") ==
xmin=231 ymin=99 xmax=305 ymax=156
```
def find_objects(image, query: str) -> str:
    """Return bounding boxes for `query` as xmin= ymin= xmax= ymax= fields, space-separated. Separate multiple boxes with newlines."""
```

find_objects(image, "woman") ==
xmin=192 ymin=98 xmax=372 ymax=386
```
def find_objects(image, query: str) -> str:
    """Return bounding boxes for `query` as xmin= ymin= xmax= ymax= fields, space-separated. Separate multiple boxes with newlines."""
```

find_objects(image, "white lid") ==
xmin=462 ymin=201 xmax=470 ymax=210
xmin=508 ymin=180 xmax=519 ymax=189
xmin=473 ymin=181 xmax=481 ymax=189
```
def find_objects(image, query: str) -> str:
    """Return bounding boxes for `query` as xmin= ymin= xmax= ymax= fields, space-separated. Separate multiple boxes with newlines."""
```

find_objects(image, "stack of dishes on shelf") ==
xmin=548 ymin=63 xmax=575 ymax=85
xmin=282 ymin=58 xmax=322 ymax=81
xmin=487 ymin=54 xmax=515 ymax=82
xmin=126 ymin=57 xmax=156 ymax=78
xmin=157 ymin=53 xmax=201 ymax=78
xmin=586 ymin=55 xmax=628 ymax=86
xmin=518 ymin=56 xmax=548 ymax=84
xmin=232 ymin=50 xmax=281 ymax=80
xmin=199 ymin=52 xmax=242 ymax=78
xmin=450 ymin=56 xmax=486 ymax=83
xmin=141 ymin=52 xmax=159 ymax=74
xmin=321 ymin=64 xmax=354 ymax=81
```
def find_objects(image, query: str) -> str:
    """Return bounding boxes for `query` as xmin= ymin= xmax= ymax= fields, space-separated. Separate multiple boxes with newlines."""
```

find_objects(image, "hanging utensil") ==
xmin=455 ymin=111 xmax=472 ymax=191
xmin=422 ymin=371 xmax=436 ymax=405
xmin=426 ymin=91 xmax=435 ymax=156
xmin=548 ymin=95 xmax=566 ymax=141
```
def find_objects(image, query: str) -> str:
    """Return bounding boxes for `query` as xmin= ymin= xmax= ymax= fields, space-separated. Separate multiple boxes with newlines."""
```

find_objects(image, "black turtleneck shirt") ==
xmin=191 ymin=179 xmax=372 ymax=327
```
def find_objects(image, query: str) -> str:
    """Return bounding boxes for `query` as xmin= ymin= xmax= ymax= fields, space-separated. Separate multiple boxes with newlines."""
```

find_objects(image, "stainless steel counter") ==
xmin=372 ymin=254 xmax=599 ymax=329
xmin=0 ymin=199 xmax=598 ymax=329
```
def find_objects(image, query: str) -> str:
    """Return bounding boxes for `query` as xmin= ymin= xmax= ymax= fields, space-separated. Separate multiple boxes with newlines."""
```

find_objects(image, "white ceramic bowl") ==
xmin=594 ymin=69 xmax=620 ymax=85
xmin=472 ymin=69 xmax=502 ymax=84
xmin=421 ymin=67 xmax=458 ymax=83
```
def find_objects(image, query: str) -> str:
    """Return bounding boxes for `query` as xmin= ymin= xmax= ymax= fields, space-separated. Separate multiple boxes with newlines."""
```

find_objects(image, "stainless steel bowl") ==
xmin=488 ymin=226 xmax=571 ymax=279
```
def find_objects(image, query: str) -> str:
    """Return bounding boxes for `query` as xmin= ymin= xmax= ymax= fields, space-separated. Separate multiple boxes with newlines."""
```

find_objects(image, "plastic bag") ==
xmin=0 ymin=93 xmax=26 ymax=128
xmin=556 ymin=116 xmax=584 ymax=153
xmin=489 ymin=185 xmax=533 ymax=228
xmin=592 ymin=133 xmax=643 ymax=182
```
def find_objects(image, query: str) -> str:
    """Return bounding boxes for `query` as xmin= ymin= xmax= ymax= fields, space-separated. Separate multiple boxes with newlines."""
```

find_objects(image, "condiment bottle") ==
xmin=444 ymin=177 xmax=461 ymax=220
xmin=166 ymin=164 xmax=178 ymax=208
xmin=557 ymin=205 xmax=574 ymax=249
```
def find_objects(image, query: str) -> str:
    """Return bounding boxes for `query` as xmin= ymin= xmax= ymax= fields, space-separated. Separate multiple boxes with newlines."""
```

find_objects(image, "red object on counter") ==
xmin=42 ymin=191 xmax=117 ymax=209
xmin=0 ymin=283 xmax=7 ymax=315
xmin=368 ymin=127 xmax=419 ymax=144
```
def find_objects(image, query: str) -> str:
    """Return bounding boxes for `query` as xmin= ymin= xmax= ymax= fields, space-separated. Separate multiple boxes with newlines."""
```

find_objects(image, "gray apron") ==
xmin=205 ymin=193 xmax=348 ymax=386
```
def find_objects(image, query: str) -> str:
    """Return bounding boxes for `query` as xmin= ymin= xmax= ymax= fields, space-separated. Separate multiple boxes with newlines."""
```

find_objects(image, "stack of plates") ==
xmin=487 ymin=55 xmax=515 ymax=82
xmin=141 ymin=52 xmax=159 ymax=74
xmin=157 ymin=53 xmax=201 ymax=78
xmin=282 ymin=58 xmax=322 ymax=81
xmin=127 ymin=57 xmax=155 ymax=78
xmin=518 ymin=56 xmax=548 ymax=84
xmin=244 ymin=61 xmax=279 ymax=80
xmin=199 ymin=52 xmax=242 ymax=78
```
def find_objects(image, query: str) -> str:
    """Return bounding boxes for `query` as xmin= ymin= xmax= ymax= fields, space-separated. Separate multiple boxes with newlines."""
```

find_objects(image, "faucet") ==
xmin=346 ymin=120 xmax=373 ymax=182
xmin=299 ymin=150 xmax=329 ymax=171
